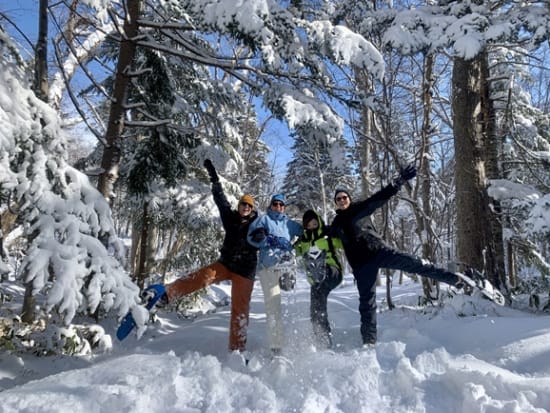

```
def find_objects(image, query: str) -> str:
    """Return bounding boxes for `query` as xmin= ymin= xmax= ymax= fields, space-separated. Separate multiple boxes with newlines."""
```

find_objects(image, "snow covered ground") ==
xmin=1 ymin=274 xmax=550 ymax=412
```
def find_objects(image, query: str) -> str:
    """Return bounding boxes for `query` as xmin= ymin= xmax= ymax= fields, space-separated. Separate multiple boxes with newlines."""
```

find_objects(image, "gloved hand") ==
xmin=393 ymin=163 xmax=417 ymax=187
xmin=400 ymin=164 xmax=417 ymax=181
xmin=250 ymin=228 xmax=267 ymax=243
xmin=266 ymin=235 xmax=291 ymax=250
xmin=203 ymin=159 xmax=219 ymax=183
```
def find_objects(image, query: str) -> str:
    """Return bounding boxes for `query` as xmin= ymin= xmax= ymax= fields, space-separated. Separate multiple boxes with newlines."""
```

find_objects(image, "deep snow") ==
xmin=1 ymin=273 xmax=550 ymax=413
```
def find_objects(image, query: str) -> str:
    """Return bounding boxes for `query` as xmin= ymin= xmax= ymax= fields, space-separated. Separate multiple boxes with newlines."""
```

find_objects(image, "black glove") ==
xmin=266 ymin=235 xmax=291 ymax=250
xmin=400 ymin=164 xmax=417 ymax=181
xmin=393 ymin=163 xmax=417 ymax=187
xmin=203 ymin=159 xmax=219 ymax=183
xmin=250 ymin=227 xmax=267 ymax=243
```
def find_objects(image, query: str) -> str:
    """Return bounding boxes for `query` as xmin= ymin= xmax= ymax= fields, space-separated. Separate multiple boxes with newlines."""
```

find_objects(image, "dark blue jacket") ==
xmin=330 ymin=183 xmax=399 ymax=270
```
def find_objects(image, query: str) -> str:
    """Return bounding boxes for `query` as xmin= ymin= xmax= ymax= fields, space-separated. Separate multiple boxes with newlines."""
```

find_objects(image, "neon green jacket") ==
xmin=294 ymin=211 xmax=344 ymax=276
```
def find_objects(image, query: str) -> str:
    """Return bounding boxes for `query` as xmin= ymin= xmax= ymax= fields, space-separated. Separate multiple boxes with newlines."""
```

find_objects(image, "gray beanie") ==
xmin=334 ymin=188 xmax=351 ymax=202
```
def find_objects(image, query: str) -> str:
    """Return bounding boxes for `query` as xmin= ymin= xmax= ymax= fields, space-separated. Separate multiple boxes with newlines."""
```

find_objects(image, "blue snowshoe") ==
xmin=116 ymin=284 xmax=167 ymax=341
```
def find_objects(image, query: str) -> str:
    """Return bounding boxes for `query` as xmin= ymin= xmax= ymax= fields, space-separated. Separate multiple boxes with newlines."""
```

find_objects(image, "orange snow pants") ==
xmin=165 ymin=261 xmax=254 ymax=352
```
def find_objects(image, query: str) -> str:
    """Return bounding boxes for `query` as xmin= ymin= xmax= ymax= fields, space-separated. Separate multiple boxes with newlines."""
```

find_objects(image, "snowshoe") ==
xmin=279 ymin=272 xmax=296 ymax=291
xmin=116 ymin=284 xmax=166 ymax=341
xmin=276 ymin=251 xmax=297 ymax=291
xmin=455 ymin=270 xmax=506 ymax=306
xmin=304 ymin=245 xmax=327 ymax=285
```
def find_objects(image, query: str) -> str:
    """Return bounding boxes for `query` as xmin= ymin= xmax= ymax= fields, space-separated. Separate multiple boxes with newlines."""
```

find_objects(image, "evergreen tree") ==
xmin=337 ymin=0 xmax=550 ymax=286
xmin=489 ymin=45 xmax=550 ymax=277
xmin=0 ymin=34 xmax=144 ymax=326
xmin=282 ymin=132 xmax=354 ymax=221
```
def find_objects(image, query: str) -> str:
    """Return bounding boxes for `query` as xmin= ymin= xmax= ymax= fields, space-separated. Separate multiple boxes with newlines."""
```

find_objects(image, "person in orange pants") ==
xmin=160 ymin=159 xmax=259 ymax=352
xmin=165 ymin=262 xmax=255 ymax=351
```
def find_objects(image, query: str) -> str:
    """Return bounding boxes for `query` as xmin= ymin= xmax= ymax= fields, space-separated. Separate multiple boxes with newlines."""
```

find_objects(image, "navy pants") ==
xmin=354 ymin=246 xmax=459 ymax=344
xmin=310 ymin=265 xmax=342 ymax=348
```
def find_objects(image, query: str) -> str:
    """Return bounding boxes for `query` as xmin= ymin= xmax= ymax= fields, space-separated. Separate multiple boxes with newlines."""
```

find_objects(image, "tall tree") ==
xmin=55 ymin=0 xmax=384 ymax=197
xmin=97 ymin=0 xmax=142 ymax=203
xmin=342 ymin=0 xmax=550 ymax=293
xmin=452 ymin=53 xmax=495 ymax=276
xmin=33 ymin=0 xmax=48 ymax=102
xmin=415 ymin=51 xmax=442 ymax=301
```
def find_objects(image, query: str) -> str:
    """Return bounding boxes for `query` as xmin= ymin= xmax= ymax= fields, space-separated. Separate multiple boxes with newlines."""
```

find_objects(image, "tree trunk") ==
xmin=355 ymin=67 xmax=373 ymax=198
xmin=22 ymin=0 xmax=49 ymax=320
xmin=145 ymin=221 xmax=158 ymax=275
xmin=479 ymin=52 xmax=506 ymax=290
xmin=452 ymin=52 xmax=506 ymax=283
xmin=507 ymin=241 xmax=516 ymax=288
xmin=130 ymin=218 xmax=141 ymax=277
xmin=21 ymin=283 xmax=36 ymax=324
xmin=33 ymin=0 xmax=49 ymax=102
xmin=134 ymin=200 xmax=150 ymax=290
xmin=452 ymin=55 xmax=487 ymax=272
xmin=97 ymin=0 xmax=142 ymax=202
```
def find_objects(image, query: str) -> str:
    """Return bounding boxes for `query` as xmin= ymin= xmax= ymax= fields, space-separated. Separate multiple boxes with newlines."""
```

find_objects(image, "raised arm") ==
xmin=347 ymin=164 xmax=417 ymax=218
xmin=204 ymin=159 xmax=232 ymax=221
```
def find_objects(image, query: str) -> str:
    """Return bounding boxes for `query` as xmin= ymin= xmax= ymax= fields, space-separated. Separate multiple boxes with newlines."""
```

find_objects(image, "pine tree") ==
xmin=0 ymin=36 xmax=144 ymax=327
xmin=282 ymin=133 xmax=354 ymax=221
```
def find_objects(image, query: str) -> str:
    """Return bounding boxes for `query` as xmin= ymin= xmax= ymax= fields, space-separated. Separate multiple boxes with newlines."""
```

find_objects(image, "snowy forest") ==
xmin=0 ymin=0 xmax=549 ymax=357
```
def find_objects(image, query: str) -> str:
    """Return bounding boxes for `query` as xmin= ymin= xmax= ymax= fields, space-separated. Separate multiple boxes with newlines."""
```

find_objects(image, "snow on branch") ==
xmin=488 ymin=179 xmax=550 ymax=236
xmin=0 ymin=51 xmax=145 ymax=326
xmin=264 ymin=85 xmax=344 ymax=143
xmin=306 ymin=21 xmax=384 ymax=81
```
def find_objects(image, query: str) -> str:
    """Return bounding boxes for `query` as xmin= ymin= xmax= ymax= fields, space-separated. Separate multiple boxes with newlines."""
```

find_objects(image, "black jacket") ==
xmin=212 ymin=182 xmax=259 ymax=279
xmin=330 ymin=183 xmax=399 ymax=270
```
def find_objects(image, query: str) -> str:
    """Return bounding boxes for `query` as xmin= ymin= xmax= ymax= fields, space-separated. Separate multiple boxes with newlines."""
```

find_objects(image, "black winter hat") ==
xmin=334 ymin=188 xmax=351 ymax=202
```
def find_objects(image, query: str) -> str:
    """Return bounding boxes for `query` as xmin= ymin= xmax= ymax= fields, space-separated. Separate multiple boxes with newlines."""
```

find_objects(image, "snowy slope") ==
xmin=1 ymin=275 xmax=550 ymax=412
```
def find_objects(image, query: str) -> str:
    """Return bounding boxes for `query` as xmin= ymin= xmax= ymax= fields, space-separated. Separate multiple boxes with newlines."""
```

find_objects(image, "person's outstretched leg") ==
xmin=377 ymin=247 xmax=460 ymax=286
xmin=310 ymin=266 xmax=342 ymax=348
xmin=165 ymin=261 xmax=229 ymax=301
xmin=259 ymin=266 xmax=284 ymax=354
xmin=228 ymin=274 xmax=254 ymax=352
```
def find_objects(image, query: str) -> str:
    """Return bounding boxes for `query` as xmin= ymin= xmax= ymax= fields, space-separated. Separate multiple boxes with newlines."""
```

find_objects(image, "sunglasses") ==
xmin=335 ymin=195 xmax=349 ymax=202
xmin=239 ymin=202 xmax=253 ymax=208
xmin=271 ymin=201 xmax=285 ymax=207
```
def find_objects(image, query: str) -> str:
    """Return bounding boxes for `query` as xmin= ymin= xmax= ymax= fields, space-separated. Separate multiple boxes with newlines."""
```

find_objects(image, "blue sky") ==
xmin=3 ymin=1 xmax=39 ymax=59
xmin=2 ymin=1 xmax=294 ymax=182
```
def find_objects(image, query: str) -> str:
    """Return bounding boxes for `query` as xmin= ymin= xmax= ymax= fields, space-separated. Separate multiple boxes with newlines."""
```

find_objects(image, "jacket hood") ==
xmin=302 ymin=209 xmax=324 ymax=227
xmin=302 ymin=209 xmax=324 ymax=241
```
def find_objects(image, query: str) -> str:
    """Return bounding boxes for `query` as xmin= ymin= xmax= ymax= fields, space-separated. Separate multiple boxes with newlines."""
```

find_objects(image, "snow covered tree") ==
xmin=42 ymin=0 xmax=384 ymax=288
xmin=282 ymin=132 xmax=354 ymax=221
xmin=0 ymin=33 xmax=145 ymax=328
xmin=50 ymin=0 xmax=384 ymax=197
xmin=488 ymin=45 xmax=550 ymax=281
xmin=339 ymin=0 xmax=550 ymax=292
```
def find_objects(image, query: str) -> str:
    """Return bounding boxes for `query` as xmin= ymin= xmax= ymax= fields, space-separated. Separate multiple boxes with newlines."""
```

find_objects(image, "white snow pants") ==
xmin=258 ymin=265 xmax=284 ymax=351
